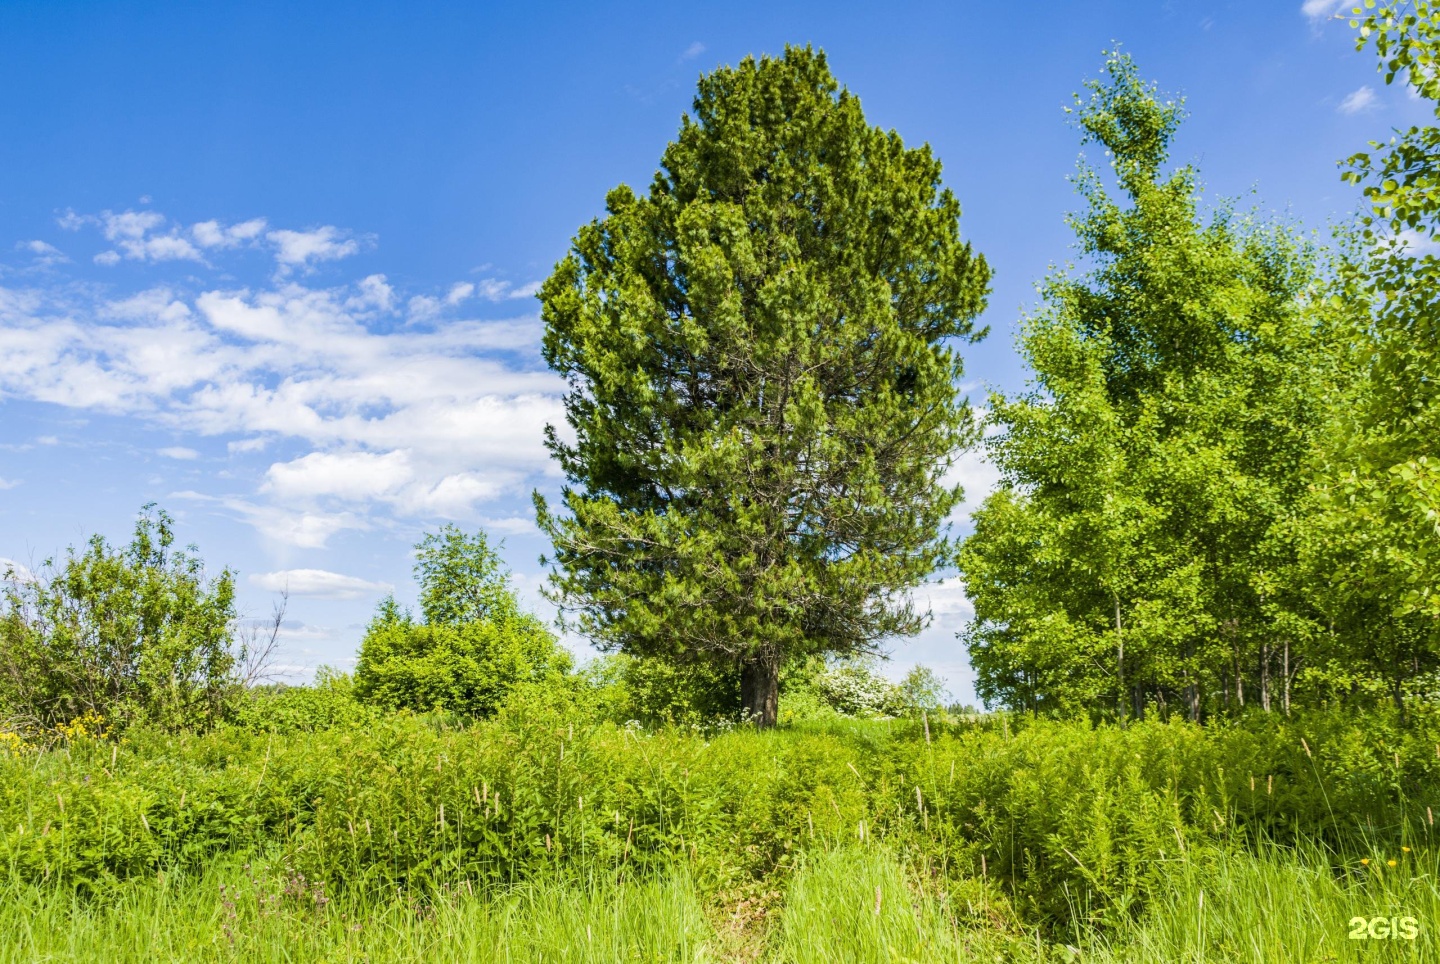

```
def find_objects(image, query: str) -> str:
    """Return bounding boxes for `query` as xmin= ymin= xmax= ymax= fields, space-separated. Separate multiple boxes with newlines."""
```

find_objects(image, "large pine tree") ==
xmin=534 ymin=46 xmax=990 ymax=725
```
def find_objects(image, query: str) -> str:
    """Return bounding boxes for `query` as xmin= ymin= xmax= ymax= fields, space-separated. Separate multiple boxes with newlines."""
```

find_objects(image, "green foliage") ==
xmin=7 ymin=691 xmax=1436 ymax=946
xmin=582 ymin=653 xmax=741 ymax=727
xmin=897 ymin=664 xmax=949 ymax=711
xmin=785 ymin=655 xmax=904 ymax=718
xmin=7 ymin=837 xmax=1439 ymax=961
xmin=1283 ymin=4 xmax=1440 ymax=710
xmin=957 ymin=53 xmax=1347 ymax=719
xmin=354 ymin=526 xmax=570 ymax=718
xmin=0 ymin=505 xmax=240 ymax=734
xmin=414 ymin=526 xmax=517 ymax=626
xmin=232 ymin=669 xmax=382 ymax=734
xmin=534 ymin=45 xmax=990 ymax=724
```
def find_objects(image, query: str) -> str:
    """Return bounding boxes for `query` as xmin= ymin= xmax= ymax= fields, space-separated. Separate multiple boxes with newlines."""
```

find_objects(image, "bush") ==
xmin=4 ymin=704 xmax=1437 ymax=937
xmin=354 ymin=526 xmax=572 ymax=717
xmin=0 ymin=505 xmax=242 ymax=734
xmin=583 ymin=653 xmax=741 ymax=727
xmin=785 ymin=655 xmax=906 ymax=718
xmin=232 ymin=669 xmax=381 ymax=733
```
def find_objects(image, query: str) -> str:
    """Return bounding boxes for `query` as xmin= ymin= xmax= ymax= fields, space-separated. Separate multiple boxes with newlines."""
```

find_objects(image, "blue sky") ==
xmin=0 ymin=0 xmax=1413 ymax=705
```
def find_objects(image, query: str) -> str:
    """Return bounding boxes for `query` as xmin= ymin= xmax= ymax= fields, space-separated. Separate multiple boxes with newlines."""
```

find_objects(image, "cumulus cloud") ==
xmin=87 ymin=209 xmax=206 ymax=263
xmin=3 ymin=207 xmax=565 ymax=548
xmin=249 ymin=568 xmax=393 ymax=599
xmin=263 ymin=450 xmax=414 ymax=502
xmin=192 ymin=218 xmax=268 ymax=249
xmin=268 ymin=226 xmax=361 ymax=271
xmin=1338 ymin=86 xmax=1377 ymax=114
xmin=0 ymin=477 xmax=19 ymax=490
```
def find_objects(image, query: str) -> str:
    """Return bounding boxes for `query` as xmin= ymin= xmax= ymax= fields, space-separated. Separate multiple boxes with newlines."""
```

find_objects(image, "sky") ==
xmin=0 ymin=0 xmax=1420 ymax=706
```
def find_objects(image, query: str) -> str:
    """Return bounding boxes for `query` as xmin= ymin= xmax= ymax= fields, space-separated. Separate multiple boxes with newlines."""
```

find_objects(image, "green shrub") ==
xmin=354 ymin=526 xmax=572 ymax=717
xmin=786 ymin=655 xmax=905 ymax=718
xmin=232 ymin=669 xmax=381 ymax=733
xmin=4 ymin=704 xmax=1437 ymax=939
xmin=0 ymin=505 xmax=241 ymax=735
xmin=582 ymin=653 xmax=741 ymax=727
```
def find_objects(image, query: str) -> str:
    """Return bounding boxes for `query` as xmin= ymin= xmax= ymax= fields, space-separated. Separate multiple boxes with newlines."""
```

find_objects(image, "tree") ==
xmin=1293 ymin=3 xmax=1440 ymax=713
xmin=534 ymin=46 xmax=990 ymax=726
xmin=354 ymin=526 xmax=570 ymax=717
xmin=897 ymin=664 xmax=949 ymax=712
xmin=0 ymin=505 xmax=240 ymax=732
xmin=958 ymin=53 xmax=1343 ymax=719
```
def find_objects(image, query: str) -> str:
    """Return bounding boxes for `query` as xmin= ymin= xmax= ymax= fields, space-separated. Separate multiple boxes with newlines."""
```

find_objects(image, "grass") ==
xmin=5 ymin=841 xmax=1437 ymax=961
xmin=4 ymin=700 xmax=1440 ymax=960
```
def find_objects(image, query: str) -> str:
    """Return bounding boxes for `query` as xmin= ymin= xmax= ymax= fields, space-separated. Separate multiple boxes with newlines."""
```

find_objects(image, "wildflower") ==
xmin=1361 ymin=858 xmax=1371 ymax=866
xmin=1389 ymin=859 xmax=1399 ymax=867
xmin=1403 ymin=846 xmax=1412 ymax=852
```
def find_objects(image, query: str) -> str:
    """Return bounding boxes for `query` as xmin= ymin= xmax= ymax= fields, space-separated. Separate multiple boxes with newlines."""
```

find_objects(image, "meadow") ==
xmin=4 ymin=681 xmax=1438 ymax=962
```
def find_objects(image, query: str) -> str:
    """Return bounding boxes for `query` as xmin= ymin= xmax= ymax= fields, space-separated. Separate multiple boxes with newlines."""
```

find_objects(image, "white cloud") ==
xmin=227 ymin=437 xmax=268 ymax=454
xmin=173 ymin=491 xmax=366 ymax=549
xmin=0 ymin=477 xmax=19 ymax=490
xmin=158 ymin=446 xmax=199 ymax=460
xmin=1301 ymin=0 xmax=1347 ymax=20
xmin=406 ymin=294 xmax=443 ymax=321
xmin=192 ymin=218 xmax=268 ymax=249
xmin=263 ymin=450 xmax=414 ymax=502
xmin=103 ymin=210 xmax=165 ymax=240
xmin=446 ymin=282 xmax=475 ymax=305
xmin=1338 ymin=86 xmax=1377 ymax=114
xmin=0 ymin=216 xmax=564 ymax=548
xmin=0 ymin=557 xmax=35 ymax=582
xmin=940 ymin=443 xmax=1002 ymax=525
xmin=249 ymin=568 xmax=393 ymax=600
xmin=93 ymin=210 xmax=205 ymax=263
xmin=680 ymin=41 xmax=706 ymax=61
xmin=268 ymin=226 xmax=361 ymax=271
xmin=1396 ymin=229 xmax=1440 ymax=255
xmin=19 ymin=240 xmax=68 ymax=267
xmin=349 ymin=274 xmax=394 ymax=313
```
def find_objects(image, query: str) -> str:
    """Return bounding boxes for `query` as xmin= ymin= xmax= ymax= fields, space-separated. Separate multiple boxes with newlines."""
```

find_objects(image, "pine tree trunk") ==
xmin=741 ymin=657 xmax=780 ymax=728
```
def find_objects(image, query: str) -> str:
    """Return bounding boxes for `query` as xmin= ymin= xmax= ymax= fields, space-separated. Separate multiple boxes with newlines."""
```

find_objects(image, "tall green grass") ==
xmin=0 ymin=858 xmax=714 ymax=963
xmin=7 ymin=841 xmax=1436 ymax=961
xmin=3 ymin=700 xmax=1439 ymax=952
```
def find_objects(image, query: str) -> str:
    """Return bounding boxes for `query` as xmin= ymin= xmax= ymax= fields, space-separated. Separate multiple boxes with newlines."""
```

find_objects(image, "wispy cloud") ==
xmin=1301 ymin=0 xmax=1348 ymax=21
xmin=1338 ymin=85 xmax=1377 ymax=114
xmin=18 ymin=240 xmax=68 ymax=267
xmin=249 ymin=568 xmax=393 ymax=599
xmin=157 ymin=446 xmax=199 ymax=460
xmin=679 ymin=41 xmax=706 ymax=62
